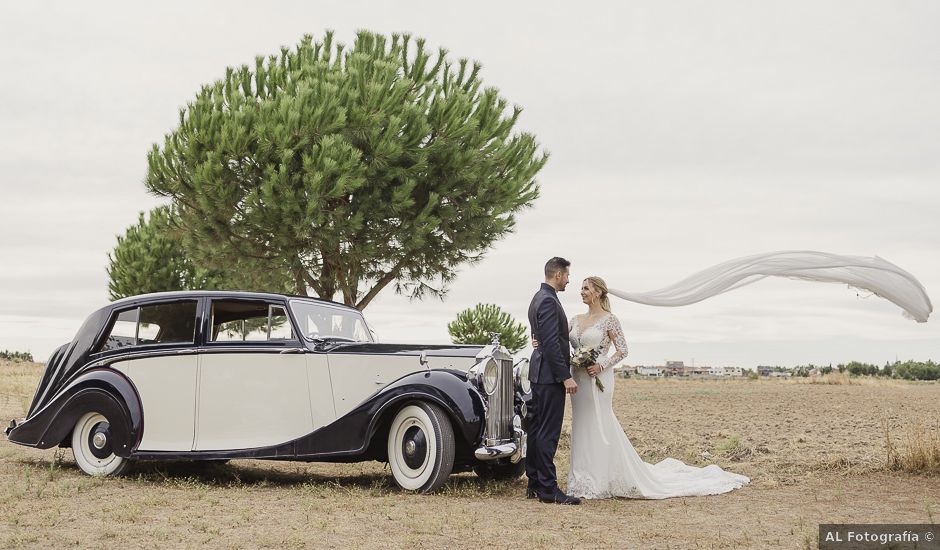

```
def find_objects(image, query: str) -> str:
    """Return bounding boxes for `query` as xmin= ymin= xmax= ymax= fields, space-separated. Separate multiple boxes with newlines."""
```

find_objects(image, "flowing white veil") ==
xmin=608 ymin=251 xmax=932 ymax=322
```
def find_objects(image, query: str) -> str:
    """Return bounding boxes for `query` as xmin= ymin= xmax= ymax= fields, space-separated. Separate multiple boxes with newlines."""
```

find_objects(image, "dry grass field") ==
xmin=1 ymin=360 xmax=938 ymax=549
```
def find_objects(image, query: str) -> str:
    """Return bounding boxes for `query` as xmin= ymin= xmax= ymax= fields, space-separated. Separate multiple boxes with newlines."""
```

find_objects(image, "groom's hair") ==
xmin=544 ymin=257 xmax=571 ymax=278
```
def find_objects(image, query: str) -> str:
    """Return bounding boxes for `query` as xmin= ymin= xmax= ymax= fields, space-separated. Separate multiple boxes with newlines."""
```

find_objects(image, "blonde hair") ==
xmin=585 ymin=276 xmax=611 ymax=312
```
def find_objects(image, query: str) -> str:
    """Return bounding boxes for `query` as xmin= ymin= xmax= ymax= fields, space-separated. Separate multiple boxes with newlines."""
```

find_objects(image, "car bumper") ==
xmin=474 ymin=414 xmax=526 ymax=463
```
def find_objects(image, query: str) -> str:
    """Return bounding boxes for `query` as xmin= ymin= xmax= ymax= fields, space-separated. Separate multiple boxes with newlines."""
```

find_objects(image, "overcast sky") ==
xmin=1 ymin=1 xmax=938 ymax=367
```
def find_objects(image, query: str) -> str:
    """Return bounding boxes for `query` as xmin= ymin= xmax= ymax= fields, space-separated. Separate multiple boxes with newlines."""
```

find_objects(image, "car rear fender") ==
xmin=5 ymin=368 xmax=142 ymax=457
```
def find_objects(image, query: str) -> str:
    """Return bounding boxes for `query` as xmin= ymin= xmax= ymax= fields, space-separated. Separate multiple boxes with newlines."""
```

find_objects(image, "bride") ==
xmin=536 ymin=275 xmax=750 ymax=499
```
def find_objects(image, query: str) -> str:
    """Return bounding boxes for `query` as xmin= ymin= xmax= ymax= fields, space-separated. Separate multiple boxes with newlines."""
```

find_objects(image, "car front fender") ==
xmin=291 ymin=369 xmax=486 ymax=458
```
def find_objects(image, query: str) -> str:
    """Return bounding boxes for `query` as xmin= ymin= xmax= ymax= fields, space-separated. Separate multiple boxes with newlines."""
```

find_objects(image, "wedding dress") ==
xmin=566 ymin=313 xmax=750 ymax=499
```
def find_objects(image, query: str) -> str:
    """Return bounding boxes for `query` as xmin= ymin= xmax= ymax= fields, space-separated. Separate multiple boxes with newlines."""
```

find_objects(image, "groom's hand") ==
xmin=563 ymin=377 xmax=578 ymax=395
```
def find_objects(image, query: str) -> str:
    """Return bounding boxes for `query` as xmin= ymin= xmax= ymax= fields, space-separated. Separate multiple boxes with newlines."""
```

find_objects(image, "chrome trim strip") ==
xmin=85 ymin=347 xmax=306 ymax=369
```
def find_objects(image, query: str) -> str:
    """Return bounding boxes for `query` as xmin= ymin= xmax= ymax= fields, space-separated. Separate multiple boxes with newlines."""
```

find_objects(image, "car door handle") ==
xmin=279 ymin=348 xmax=304 ymax=354
xmin=176 ymin=349 xmax=195 ymax=355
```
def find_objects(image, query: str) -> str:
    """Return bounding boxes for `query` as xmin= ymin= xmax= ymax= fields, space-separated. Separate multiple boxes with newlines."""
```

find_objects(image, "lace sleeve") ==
xmin=597 ymin=314 xmax=628 ymax=370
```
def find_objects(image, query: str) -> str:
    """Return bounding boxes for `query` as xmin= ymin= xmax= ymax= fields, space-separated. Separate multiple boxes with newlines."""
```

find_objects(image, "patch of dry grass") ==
xmin=1 ymin=361 xmax=939 ymax=549
xmin=0 ymin=359 xmax=42 ymax=416
xmin=884 ymin=414 xmax=940 ymax=474
xmin=786 ymin=372 xmax=907 ymax=386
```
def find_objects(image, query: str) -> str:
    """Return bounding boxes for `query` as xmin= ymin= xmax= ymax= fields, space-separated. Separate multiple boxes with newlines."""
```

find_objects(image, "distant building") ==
xmin=664 ymin=361 xmax=685 ymax=376
xmin=757 ymin=366 xmax=773 ymax=377
xmin=636 ymin=366 xmax=664 ymax=377
xmin=722 ymin=366 xmax=743 ymax=377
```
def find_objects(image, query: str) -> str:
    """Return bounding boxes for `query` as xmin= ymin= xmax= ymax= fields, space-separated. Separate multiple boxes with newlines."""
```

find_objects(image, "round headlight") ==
xmin=483 ymin=358 xmax=498 ymax=394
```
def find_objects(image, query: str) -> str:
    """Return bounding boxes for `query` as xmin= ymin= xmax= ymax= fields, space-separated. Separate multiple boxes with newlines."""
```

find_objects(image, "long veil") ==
xmin=608 ymin=251 xmax=932 ymax=322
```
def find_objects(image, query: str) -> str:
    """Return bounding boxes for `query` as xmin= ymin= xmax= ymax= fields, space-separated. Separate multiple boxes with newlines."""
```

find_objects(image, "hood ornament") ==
xmin=489 ymin=332 xmax=501 ymax=348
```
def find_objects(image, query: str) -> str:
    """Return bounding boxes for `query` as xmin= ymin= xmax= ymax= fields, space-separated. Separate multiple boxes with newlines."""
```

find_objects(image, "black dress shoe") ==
xmin=526 ymin=488 xmax=538 ymax=499
xmin=539 ymin=491 xmax=581 ymax=505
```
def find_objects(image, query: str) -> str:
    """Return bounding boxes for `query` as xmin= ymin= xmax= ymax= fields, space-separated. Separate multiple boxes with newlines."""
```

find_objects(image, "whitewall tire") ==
xmin=387 ymin=402 xmax=455 ymax=493
xmin=71 ymin=412 xmax=131 ymax=476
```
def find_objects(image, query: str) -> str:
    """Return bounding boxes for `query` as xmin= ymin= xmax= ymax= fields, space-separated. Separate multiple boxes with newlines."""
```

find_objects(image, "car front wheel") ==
xmin=71 ymin=412 xmax=131 ymax=476
xmin=387 ymin=402 xmax=455 ymax=493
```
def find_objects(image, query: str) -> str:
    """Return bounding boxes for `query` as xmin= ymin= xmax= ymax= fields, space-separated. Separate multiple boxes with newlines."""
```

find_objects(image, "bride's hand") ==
xmin=586 ymin=364 xmax=601 ymax=376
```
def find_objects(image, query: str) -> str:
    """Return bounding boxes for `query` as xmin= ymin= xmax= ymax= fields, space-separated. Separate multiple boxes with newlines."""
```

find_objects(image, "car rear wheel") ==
xmin=387 ymin=403 xmax=455 ymax=493
xmin=71 ymin=412 xmax=131 ymax=476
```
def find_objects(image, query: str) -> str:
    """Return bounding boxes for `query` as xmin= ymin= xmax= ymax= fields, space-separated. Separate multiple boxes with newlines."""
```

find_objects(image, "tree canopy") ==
xmin=107 ymin=206 xmax=291 ymax=300
xmin=107 ymin=206 xmax=222 ymax=300
xmin=145 ymin=30 xmax=546 ymax=309
xmin=447 ymin=303 xmax=527 ymax=353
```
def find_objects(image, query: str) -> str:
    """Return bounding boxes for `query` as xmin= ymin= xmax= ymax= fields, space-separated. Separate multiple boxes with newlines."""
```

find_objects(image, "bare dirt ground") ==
xmin=0 ymin=360 xmax=937 ymax=549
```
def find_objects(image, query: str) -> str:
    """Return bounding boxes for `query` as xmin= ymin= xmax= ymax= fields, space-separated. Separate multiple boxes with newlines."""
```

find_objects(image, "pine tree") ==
xmin=447 ymin=303 xmax=527 ymax=353
xmin=144 ymin=31 xmax=547 ymax=308
xmin=107 ymin=206 xmax=289 ymax=299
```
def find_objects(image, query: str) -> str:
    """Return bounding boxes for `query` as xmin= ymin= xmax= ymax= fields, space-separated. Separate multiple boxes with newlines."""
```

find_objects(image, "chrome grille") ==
xmin=486 ymin=359 xmax=514 ymax=443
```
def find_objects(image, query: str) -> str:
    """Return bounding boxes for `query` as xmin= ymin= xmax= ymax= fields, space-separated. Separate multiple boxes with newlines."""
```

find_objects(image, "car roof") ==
xmin=108 ymin=290 xmax=356 ymax=312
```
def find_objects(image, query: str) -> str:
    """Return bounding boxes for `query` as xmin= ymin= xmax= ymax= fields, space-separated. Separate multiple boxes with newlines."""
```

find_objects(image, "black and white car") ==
xmin=6 ymin=291 xmax=529 ymax=493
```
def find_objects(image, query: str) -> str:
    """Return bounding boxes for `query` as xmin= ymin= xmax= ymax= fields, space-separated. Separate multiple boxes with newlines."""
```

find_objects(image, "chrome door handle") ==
xmin=279 ymin=348 xmax=304 ymax=354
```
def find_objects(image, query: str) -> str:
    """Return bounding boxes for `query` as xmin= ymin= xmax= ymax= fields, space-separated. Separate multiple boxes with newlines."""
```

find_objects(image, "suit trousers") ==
xmin=526 ymin=381 xmax=566 ymax=498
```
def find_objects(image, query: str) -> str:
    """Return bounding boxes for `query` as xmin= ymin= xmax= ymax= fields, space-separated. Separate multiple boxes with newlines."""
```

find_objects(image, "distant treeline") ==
xmin=784 ymin=360 xmax=940 ymax=381
xmin=0 ymin=350 xmax=34 ymax=362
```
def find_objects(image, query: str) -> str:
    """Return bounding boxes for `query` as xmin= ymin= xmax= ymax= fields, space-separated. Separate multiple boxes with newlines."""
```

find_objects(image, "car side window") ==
xmin=211 ymin=301 xmax=294 ymax=342
xmin=100 ymin=309 xmax=138 ymax=351
xmin=98 ymin=301 xmax=197 ymax=352
xmin=138 ymin=302 xmax=198 ymax=345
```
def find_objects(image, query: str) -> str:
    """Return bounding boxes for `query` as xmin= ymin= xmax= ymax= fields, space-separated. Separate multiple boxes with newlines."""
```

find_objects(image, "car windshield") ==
xmin=289 ymin=299 xmax=373 ymax=343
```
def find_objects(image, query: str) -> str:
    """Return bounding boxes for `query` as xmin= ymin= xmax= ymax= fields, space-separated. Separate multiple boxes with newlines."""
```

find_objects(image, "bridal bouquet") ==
xmin=571 ymin=346 xmax=605 ymax=392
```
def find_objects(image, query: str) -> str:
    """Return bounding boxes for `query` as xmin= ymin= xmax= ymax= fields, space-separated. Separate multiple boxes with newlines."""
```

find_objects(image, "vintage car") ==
xmin=6 ymin=291 xmax=530 ymax=493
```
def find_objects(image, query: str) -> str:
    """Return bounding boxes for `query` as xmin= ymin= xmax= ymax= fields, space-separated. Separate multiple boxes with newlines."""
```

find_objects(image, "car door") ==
xmin=194 ymin=299 xmax=316 ymax=451
xmin=103 ymin=300 xmax=200 ymax=451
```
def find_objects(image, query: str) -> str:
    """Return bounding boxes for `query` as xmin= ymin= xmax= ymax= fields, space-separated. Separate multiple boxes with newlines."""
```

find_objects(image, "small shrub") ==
xmin=0 ymin=350 xmax=34 ymax=363
xmin=447 ymin=303 xmax=527 ymax=353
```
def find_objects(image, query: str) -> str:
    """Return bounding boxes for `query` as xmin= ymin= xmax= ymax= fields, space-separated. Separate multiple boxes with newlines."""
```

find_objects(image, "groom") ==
xmin=526 ymin=257 xmax=580 ymax=505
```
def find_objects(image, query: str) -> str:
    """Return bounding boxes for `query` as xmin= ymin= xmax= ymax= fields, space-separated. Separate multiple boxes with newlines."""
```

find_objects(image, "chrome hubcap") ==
xmin=92 ymin=432 xmax=107 ymax=449
xmin=404 ymin=440 xmax=417 ymax=456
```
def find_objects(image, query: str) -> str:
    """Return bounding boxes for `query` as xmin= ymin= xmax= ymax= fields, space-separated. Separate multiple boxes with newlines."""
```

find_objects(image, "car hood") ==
xmin=316 ymin=342 xmax=485 ymax=358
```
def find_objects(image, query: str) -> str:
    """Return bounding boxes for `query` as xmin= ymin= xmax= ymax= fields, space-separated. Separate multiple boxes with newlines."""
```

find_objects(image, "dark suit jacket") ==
xmin=527 ymin=283 xmax=572 ymax=384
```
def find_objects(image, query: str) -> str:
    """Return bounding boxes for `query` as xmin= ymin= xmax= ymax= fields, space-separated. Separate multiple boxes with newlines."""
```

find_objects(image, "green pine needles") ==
xmin=107 ymin=206 xmax=222 ymax=300
xmin=140 ymin=30 xmax=547 ymax=309
xmin=107 ymin=206 xmax=292 ymax=299
xmin=447 ymin=303 xmax=527 ymax=354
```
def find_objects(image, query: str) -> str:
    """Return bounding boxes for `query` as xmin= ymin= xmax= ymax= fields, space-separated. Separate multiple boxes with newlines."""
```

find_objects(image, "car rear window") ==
xmin=98 ymin=301 xmax=198 ymax=352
